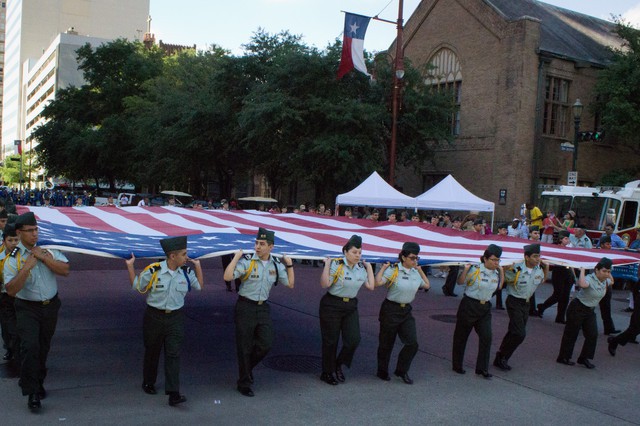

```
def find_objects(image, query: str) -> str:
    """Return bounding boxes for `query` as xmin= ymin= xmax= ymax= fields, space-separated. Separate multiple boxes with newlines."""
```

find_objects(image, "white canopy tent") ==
xmin=335 ymin=171 xmax=416 ymax=209
xmin=415 ymin=175 xmax=495 ymax=225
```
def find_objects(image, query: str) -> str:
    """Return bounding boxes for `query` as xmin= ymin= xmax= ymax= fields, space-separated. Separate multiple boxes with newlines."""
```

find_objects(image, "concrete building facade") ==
xmin=2 ymin=0 xmax=149 ymax=157
xmin=394 ymin=0 xmax=636 ymax=221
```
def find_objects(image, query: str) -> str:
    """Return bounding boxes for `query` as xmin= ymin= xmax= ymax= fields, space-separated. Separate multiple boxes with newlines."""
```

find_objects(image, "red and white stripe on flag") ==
xmin=337 ymin=12 xmax=371 ymax=79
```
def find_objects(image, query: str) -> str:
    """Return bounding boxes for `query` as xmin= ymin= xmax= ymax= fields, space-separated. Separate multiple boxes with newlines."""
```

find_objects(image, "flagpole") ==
xmin=388 ymin=0 xmax=404 ymax=187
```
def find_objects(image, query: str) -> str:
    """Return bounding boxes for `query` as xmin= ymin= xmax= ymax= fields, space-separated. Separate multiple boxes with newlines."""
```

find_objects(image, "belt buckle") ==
xmin=480 ymin=300 xmax=486 ymax=305
xmin=42 ymin=299 xmax=50 ymax=306
xmin=400 ymin=303 xmax=406 ymax=308
xmin=164 ymin=309 xmax=172 ymax=314
xmin=257 ymin=301 xmax=264 ymax=305
xmin=342 ymin=297 xmax=350 ymax=302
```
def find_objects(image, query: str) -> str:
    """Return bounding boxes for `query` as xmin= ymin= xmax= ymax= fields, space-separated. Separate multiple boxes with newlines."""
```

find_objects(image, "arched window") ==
xmin=425 ymin=48 xmax=462 ymax=136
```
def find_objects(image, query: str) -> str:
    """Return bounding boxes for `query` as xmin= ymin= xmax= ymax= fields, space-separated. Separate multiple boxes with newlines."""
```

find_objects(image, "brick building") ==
xmin=394 ymin=0 xmax=636 ymax=220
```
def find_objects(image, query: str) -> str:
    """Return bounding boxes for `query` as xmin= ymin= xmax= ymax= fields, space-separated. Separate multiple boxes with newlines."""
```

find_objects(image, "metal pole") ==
xmin=389 ymin=0 xmax=404 ymax=187
xmin=572 ymin=115 xmax=580 ymax=172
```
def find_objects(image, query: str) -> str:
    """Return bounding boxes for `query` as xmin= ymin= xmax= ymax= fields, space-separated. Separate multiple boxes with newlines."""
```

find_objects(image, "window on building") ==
xmin=543 ymin=76 xmax=570 ymax=137
xmin=425 ymin=48 xmax=462 ymax=136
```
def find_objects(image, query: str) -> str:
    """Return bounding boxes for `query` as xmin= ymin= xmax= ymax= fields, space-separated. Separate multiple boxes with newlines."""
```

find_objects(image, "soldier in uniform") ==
xmin=0 ymin=222 xmax=20 ymax=363
xmin=375 ymin=242 xmax=430 ymax=384
xmin=537 ymin=230 xmax=575 ymax=323
xmin=223 ymin=228 xmax=294 ymax=397
xmin=493 ymin=244 xmax=548 ymax=371
xmin=557 ymin=258 xmax=612 ymax=369
xmin=451 ymin=244 xmax=503 ymax=378
xmin=125 ymin=236 xmax=203 ymax=406
xmin=318 ymin=235 xmax=374 ymax=385
xmin=4 ymin=212 xmax=70 ymax=411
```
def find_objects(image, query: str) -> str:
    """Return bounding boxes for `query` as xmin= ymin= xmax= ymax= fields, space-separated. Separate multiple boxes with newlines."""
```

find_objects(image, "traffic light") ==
xmin=577 ymin=131 xmax=604 ymax=141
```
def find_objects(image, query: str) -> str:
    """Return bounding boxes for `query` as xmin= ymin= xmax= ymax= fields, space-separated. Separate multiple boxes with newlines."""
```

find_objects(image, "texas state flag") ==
xmin=337 ymin=12 xmax=371 ymax=79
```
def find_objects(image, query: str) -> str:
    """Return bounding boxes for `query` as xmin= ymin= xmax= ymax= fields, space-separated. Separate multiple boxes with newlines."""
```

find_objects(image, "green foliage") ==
xmin=32 ymin=32 xmax=454 ymax=201
xmin=593 ymin=20 xmax=640 ymax=151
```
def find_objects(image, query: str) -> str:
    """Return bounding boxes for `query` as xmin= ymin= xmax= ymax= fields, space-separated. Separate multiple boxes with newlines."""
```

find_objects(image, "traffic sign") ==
xmin=568 ymin=171 xmax=578 ymax=186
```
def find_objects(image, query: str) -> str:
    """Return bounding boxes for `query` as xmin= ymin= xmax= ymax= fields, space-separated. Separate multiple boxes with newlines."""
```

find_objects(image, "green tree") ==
xmin=593 ymin=21 xmax=640 ymax=152
xmin=33 ymin=39 xmax=164 ymax=191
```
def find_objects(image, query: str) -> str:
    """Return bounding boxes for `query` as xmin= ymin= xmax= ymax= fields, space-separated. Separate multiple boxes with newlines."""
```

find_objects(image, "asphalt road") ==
xmin=0 ymin=254 xmax=638 ymax=425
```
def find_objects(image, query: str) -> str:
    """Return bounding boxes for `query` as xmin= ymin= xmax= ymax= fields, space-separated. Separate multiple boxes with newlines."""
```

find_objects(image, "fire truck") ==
xmin=539 ymin=180 xmax=640 ymax=245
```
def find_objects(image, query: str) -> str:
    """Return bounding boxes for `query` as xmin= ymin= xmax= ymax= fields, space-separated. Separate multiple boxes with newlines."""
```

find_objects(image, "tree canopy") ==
xmin=32 ymin=32 xmax=455 ymax=202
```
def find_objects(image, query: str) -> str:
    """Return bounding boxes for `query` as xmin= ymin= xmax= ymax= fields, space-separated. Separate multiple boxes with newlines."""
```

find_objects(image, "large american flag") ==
xmin=16 ymin=206 xmax=640 ymax=268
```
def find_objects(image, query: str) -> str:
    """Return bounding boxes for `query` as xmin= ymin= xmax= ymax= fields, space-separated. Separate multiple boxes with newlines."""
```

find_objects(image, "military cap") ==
xmin=402 ymin=242 xmax=420 ymax=255
xmin=256 ymin=227 xmax=275 ymax=244
xmin=0 ymin=210 xmax=7 ymax=219
xmin=529 ymin=225 xmax=540 ymax=232
xmin=599 ymin=235 xmax=611 ymax=245
xmin=597 ymin=257 xmax=613 ymax=269
xmin=524 ymin=244 xmax=541 ymax=255
xmin=473 ymin=218 xmax=484 ymax=226
xmin=160 ymin=236 xmax=187 ymax=254
xmin=486 ymin=244 xmax=502 ymax=258
xmin=558 ymin=230 xmax=570 ymax=239
xmin=347 ymin=234 xmax=362 ymax=249
xmin=497 ymin=223 xmax=508 ymax=230
xmin=15 ymin=211 xmax=37 ymax=229
xmin=3 ymin=223 xmax=16 ymax=238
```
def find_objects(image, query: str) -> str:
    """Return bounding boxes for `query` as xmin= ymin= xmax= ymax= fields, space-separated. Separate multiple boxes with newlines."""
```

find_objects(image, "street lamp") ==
xmin=572 ymin=99 xmax=583 ymax=173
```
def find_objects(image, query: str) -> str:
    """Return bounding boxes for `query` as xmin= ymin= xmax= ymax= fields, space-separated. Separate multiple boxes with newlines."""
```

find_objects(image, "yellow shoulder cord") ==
xmin=330 ymin=259 xmax=345 ymax=286
xmin=242 ymin=259 xmax=257 ymax=282
xmin=136 ymin=263 xmax=161 ymax=294
xmin=467 ymin=267 xmax=481 ymax=286
xmin=511 ymin=270 xmax=521 ymax=287
xmin=5 ymin=251 xmax=21 ymax=276
xmin=386 ymin=264 xmax=400 ymax=289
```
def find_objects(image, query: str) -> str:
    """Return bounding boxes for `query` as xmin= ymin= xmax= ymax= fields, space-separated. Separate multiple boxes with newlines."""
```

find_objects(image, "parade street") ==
xmin=0 ymin=254 xmax=637 ymax=425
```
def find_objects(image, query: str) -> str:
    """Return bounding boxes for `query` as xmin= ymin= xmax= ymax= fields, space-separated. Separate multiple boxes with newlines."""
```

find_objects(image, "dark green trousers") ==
xmin=15 ymin=296 xmax=60 ymax=395
xmin=452 ymin=296 xmax=492 ymax=371
xmin=377 ymin=299 xmax=418 ymax=375
xmin=319 ymin=293 xmax=360 ymax=374
xmin=143 ymin=306 xmax=184 ymax=393
xmin=498 ymin=295 xmax=530 ymax=359
xmin=558 ymin=299 xmax=597 ymax=361
xmin=235 ymin=298 xmax=273 ymax=387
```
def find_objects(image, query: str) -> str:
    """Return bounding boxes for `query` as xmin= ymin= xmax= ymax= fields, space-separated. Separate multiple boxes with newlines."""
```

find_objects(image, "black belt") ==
xmin=507 ymin=295 xmax=530 ymax=304
xmin=464 ymin=295 xmax=489 ymax=305
xmin=574 ymin=299 xmax=596 ymax=311
xmin=238 ymin=295 xmax=267 ymax=305
xmin=17 ymin=294 xmax=58 ymax=306
xmin=147 ymin=305 xmax=182 ymax=314
xmin=385 ymin=298 xmax=410 ymax=308
xmin=327 ymin=293 xmax=356 ymax=303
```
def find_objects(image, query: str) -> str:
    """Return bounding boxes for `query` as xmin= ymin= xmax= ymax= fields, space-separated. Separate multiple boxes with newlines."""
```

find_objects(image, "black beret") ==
xmin=159 ymin=236 xmax=187 ymax=254
xmin=558 ymin=230 xmax=570 ymax=239
xmin=15 ymin=212 xmax=37 ymax=228
xmin=3 ymin=223 xmax=16 ymax=238
xmin=597 ymin=257 xmax=613 ymax=269
xmin=0 ymin=210 xmax=7 ymax=219
xmin=473 ymin=219 xmax=484 ymax=226
xmin=256 ymin=227 xmax=275 ymax=244
xmin=599 ymin=235 xmax=612 ymax=244
xmin=402 ymin=242 xmax=420 ymax=255
xmin=524 ymin=244 xmax=541 ymax=255
xmin=348 ymin=234 xmax=362 ymax=249
xmin=529 ymin=225 xmax=540 ymax=232
xmin=486 ymin=244 xmax=502 ymax=258
xmin=497 ymin=223 xmax=508 ymax=230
